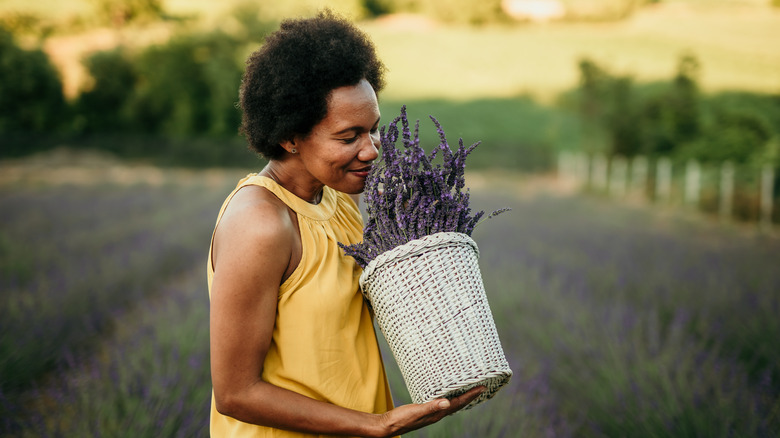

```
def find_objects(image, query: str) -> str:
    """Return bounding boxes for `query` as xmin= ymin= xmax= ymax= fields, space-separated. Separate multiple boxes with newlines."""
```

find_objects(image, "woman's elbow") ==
xmin=213 ymin=388 xmax=243 ymax=418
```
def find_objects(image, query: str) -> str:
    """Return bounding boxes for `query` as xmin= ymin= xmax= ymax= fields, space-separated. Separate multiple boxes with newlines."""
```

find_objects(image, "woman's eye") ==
xmin=342 ymin=135 xmax=359 ymax=144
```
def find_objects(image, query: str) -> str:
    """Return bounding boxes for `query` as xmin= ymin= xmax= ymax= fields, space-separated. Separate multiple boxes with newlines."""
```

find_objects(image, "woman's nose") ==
xmin=360 ymin=134 xmax=379 ymax=162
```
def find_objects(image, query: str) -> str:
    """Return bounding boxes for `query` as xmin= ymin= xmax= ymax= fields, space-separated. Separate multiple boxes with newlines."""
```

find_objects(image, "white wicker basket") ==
xmin=359 ymin=232 xmax=512 ymax=409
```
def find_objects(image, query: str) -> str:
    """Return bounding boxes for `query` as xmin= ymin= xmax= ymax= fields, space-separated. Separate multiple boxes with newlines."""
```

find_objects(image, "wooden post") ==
xmin=557 ymin=151 xmax=569 ymax=179
xmin=592 ymin=154 xmax=608 ymax=191
xmin=719 ymin=161 xmax=734 ymax=222
xmin=760 ymin=165 xmax=775 ymax=230
xmin=685 ymin=160 xmax=701 ymax=208
xmin=656 ymin=157 xmax=672 ymax=203
xmin=631 ymin=155 xmax=648 ymax=199
xmin=576 ymin=152 xmax=589 ymax=187
xmin=587 ymin=154 xmax=596 ymax=189
xmin=609 ymin=157 xmax=628 ymax=198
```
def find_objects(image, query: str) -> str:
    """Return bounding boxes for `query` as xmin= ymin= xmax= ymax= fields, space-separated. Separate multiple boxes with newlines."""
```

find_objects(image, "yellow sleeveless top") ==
xmin=207 ymin=174 xmax=394 ymax=437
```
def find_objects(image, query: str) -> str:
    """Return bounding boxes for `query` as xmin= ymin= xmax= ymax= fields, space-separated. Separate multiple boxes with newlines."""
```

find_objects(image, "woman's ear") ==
xmin=279 ymin=138 xmax=298 ymax=155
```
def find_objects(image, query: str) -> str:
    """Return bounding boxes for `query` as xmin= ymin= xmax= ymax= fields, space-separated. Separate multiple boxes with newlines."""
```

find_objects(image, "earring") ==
xmin=290 ymin=148 xmax=297 ymax=154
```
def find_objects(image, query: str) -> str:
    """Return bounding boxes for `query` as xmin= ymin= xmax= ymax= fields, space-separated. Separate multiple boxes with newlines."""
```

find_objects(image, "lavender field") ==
xmin=1 ymin=166 xmax=779 ymax=437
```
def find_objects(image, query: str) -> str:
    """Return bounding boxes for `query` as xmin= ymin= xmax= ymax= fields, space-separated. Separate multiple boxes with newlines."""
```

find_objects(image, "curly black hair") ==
xmin=239 ymin=10 xmax=386 ymax=160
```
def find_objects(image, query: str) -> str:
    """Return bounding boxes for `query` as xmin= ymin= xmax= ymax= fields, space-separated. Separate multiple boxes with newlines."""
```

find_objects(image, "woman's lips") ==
xmin=350 ymin=167 xmax=371 ymax=178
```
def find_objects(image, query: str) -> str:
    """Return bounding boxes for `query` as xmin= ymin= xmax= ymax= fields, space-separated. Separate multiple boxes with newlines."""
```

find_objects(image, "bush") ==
xmin=637 ymin=54 xmax=701 ymax=157
xmin=577 ymin=58 xmax=643 ymax=156
xmin=574 ymin=54 xmax=780 ymax=171
xmin=125 ymin=31 xmax=244 ymax=138
xmin=678 ymin=109 xmax=773 ymax=165
xmin=0 ymin=26 xmax=66 ymax=153
xmin=73 ymin=48 xmax=138 ymax=134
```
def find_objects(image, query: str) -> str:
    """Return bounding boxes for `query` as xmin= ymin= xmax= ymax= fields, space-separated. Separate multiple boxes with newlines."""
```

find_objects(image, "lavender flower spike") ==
xmin=339 ymin=105 xmax=510 ymax=268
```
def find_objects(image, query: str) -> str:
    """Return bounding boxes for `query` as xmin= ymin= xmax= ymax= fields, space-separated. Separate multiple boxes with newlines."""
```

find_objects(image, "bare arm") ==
xmin=210 ymin=187 xmax=482 ymax=437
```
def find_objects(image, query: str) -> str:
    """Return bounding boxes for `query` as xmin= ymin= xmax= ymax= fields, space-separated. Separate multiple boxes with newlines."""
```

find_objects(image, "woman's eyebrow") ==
xmin=333 ymin=117 xmax=381 ymax=135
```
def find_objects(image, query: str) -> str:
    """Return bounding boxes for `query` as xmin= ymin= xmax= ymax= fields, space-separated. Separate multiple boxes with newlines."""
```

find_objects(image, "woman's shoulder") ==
xmin=216 ymin=185 xmax=296 ymax=253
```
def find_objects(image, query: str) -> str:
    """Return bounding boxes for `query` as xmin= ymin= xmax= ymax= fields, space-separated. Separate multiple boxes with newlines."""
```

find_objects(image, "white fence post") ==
xmin=555 ymin=153 xmax=775 ymax=228
xmin=592 ymin=154 xmax=608 ymax=191
xmin=631 ymin=155 xmax=648 ymax=199
xmin=583 ymin=153 xmax=592 ymax=187
xmin=557 ymin=151 xmax=569 ymax=185
xmin=685 ymin=160 xmax=701 ymax=207
xmin=719 ymin=161 xmax=734 ymax=222
xmin=609 ymin=157 xmax=628 ymax=198
xmin=656 ymin=157 xmax=672 ymax=203
xmin=558 ymin=151 xmax=589 ymax=188
xmin=576 ymin=152 xmax=589 ymax=186
xmin=557 ymin=151 xmax=565 ymax=176
xmin=760 ymin=165 xmax=775 ymax=230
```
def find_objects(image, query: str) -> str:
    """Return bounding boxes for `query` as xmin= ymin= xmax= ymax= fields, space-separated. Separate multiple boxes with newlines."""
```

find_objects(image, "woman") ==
xmin=207 ymin=11 xmax=483 ymax=437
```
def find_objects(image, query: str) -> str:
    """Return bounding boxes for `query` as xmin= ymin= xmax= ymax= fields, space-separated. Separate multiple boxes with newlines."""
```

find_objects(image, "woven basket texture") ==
xmin=359 ymin=232 xmax=512 ymax=409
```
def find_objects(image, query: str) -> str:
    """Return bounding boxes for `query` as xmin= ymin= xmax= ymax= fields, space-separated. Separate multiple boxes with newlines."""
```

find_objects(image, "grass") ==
xmin=378 ymin=98 xmax=583 ymax=171
xmin=1 ymin=163 xmax=778 ymax=436
xmin=364 ymin=8 xmax=780 ymax=103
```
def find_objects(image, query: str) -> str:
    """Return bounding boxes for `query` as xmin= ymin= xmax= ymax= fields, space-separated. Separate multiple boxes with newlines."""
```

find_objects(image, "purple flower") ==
xmin=339 ymin=105 xmax=510 ymax=268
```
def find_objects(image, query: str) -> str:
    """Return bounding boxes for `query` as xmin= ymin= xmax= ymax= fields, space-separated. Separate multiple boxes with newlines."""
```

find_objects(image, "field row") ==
xmin=2 ymin=172 xmax=779 ymax=436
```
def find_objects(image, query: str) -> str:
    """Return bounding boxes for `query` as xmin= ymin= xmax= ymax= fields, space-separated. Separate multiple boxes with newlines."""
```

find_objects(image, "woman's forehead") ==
xmin=323 ymin=80 xmax=380 ymax=126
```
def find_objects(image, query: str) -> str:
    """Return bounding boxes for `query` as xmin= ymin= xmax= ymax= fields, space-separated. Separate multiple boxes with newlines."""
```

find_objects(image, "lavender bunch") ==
xmin=340 ymin=105 xmax=510 ymax=268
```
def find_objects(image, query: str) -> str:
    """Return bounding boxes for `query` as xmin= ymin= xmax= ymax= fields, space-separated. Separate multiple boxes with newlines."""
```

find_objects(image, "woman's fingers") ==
xmin=438 ymin=385 xmax=485 ymax=414
xmin=379 ymin=386 xmax=486 ymax=437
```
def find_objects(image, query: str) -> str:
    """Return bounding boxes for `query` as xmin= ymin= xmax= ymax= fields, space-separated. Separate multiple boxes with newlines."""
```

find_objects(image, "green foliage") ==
xmin=227 ymin=2 xmax=279 ymax=42
xmin=636 ymin=54 xmax=701 ymax=157
xmin=73 ymin=49 xmax=138 ymax=134
xmin=126 ymin=30 xmax=244 ymax=137
xmin=0 ymin=26 xmax=65 ymax=143
xmin=0 ymin=11 xmax=55 ymax=39
xmin=577 ymin=58 xmax=643 ymax=156
xmin=380 ymin=97 xmax=580 ymax=171
xmin=362 ymin=0 xmax=396 ymax=16
xmin=416 ymin=0 xmax=509 ymax=25
xmin=90 ymin=0 xmax=164 ymax=27
xmin=575 ymin=54 xmax=779 ymax=167
xmin=678 ymin=108 xmax=773 ymax=165
xmin=371 ymin=0 xmax=509 ymax=24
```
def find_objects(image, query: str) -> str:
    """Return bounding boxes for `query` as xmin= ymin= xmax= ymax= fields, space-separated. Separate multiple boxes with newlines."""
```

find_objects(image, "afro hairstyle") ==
xmin=239 ymin=10 xmax=386 ymax=160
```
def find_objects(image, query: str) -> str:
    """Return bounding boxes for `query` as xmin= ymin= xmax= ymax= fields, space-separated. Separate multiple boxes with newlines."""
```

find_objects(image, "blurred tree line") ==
xmin=0 ymin=0 xmax=778 ymax=169
xmin=573 ymin=54 xmax=780 ymax=173
xmin=0 ymin=2 xmax=275 ymax=166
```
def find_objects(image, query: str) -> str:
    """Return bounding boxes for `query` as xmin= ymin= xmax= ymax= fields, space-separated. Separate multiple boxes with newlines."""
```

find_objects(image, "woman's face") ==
xmin=292 ymin=79 xmax=380 ymax=195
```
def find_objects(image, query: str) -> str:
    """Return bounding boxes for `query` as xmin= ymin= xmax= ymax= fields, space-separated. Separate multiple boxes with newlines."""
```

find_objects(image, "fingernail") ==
xmin=438 ymin=399 xmax=450 ymax=409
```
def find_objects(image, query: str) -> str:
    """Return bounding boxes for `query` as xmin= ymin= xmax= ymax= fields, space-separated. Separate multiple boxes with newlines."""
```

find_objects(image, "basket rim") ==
xmin=359 ymin=231 xmax=479 ymax=291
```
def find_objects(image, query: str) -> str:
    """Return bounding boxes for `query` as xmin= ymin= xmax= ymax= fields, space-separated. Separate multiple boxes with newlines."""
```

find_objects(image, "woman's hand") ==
xmin=372 ymin=386 xmax=485 ymax=438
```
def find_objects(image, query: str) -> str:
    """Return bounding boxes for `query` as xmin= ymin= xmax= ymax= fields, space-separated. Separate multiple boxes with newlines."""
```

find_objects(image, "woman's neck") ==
xmin=260 ymin=161 xmax=324 ymax=205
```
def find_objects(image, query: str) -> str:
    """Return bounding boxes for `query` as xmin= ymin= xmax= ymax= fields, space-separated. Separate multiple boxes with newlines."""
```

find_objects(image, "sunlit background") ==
xmin=1 ymin=0 xmax=779 ymax=436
